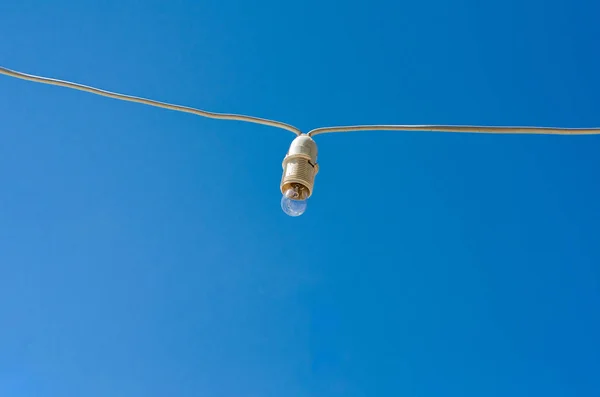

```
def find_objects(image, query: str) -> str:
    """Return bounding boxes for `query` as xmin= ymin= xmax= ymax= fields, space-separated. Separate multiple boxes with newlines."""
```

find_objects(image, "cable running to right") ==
xmin=307 ymin=124 xmax=600 ymax=136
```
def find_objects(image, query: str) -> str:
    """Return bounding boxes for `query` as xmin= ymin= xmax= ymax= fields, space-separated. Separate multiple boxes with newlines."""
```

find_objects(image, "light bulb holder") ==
xmin=280 ymin=135 xmax=319 ymax=198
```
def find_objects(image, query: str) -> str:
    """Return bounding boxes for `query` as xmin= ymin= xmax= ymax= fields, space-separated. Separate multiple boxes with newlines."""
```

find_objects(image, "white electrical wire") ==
xmin=308 ymin=124 xmax=600 ymax=137
xmin=3 ymin=65 xmax=600 ymax=138
xmin=0 ymin=66 xmax=303 ymax=136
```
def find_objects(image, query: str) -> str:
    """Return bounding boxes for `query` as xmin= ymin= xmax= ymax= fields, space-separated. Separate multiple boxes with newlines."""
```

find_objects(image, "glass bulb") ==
xmin=281 ymin=184 xmax=308 ymax=217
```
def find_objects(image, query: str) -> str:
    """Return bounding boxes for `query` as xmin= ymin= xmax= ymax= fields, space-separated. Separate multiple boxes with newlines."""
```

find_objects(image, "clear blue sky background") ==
xmin=1 ymin=0 xmax=600 ymax=396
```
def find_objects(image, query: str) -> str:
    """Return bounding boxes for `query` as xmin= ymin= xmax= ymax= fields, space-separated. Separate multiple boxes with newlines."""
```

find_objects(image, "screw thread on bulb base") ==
xmin=280 ymin=157 xmax=317 ymax=198
xmin=280 ymin=135 xmax=319 ymax=198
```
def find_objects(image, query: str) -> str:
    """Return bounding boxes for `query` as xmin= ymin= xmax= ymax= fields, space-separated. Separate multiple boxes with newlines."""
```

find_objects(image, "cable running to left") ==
xmin=0 ymin=66 xmax=302 ymax=136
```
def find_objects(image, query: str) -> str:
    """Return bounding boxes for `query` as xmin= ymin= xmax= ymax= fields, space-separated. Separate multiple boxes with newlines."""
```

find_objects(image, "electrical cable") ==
xmin=0 ymin=66 xmax=302 ymax=136
xmin=3 ymin=65 xmax=600 ymax=138
xmin=307 ymin=124 xmax=600 ymax=136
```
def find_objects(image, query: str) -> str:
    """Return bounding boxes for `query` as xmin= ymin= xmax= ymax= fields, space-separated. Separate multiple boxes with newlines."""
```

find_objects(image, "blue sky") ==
xmin=1 ymin=0 xmax=600 ymax=396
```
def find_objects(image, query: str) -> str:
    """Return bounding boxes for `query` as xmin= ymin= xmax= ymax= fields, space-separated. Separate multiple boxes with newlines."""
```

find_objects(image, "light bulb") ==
xmin=281 ymin=184 xmax=308 ymax=217
xmin=280 ymin=135 xmax=319 ymax=217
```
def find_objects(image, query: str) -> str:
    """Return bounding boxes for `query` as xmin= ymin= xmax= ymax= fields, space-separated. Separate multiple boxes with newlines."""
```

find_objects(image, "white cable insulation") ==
xmin=0 ymin=66 xmax=302 ymax=136
xmin=308 ymin=124 xmax=600 ymax=136
xmin=3 ymin=65 xmax=600 ymax=138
